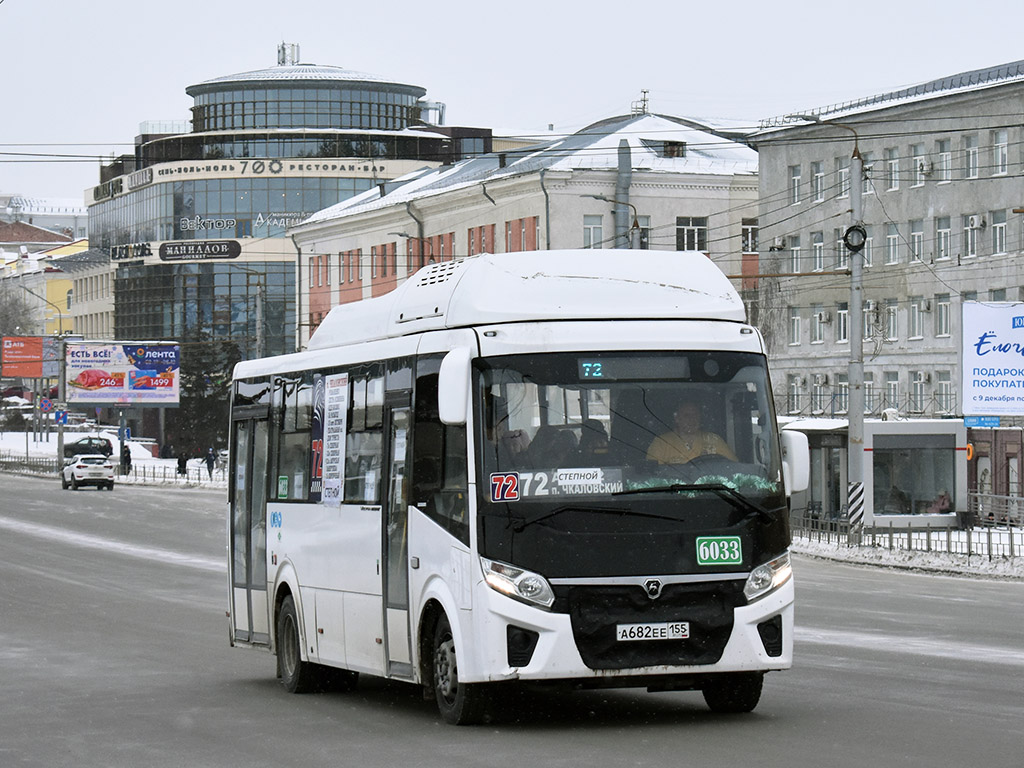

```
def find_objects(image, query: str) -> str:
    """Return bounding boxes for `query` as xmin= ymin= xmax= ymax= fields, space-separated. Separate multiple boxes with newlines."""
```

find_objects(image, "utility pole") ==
xmin=847 ymin=150 xmax=866 ymax=520
xmin=789 ymin=114 xmax=867 ymax=525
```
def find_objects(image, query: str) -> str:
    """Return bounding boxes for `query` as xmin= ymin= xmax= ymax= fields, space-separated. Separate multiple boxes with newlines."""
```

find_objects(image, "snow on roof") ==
xmin=187 ymin=63 xmax=424 ymax=95
xmin=300 ymin=113 xmax=758 ymax=227
xmin=5 ymin=196 xmax=86 ymax=215
xmin=757 ymin=58 xmax=1024 ymax=131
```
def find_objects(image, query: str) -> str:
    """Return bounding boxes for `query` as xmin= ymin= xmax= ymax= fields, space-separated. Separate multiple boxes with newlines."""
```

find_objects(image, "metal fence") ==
xmin=792 ymin=497 xmax=1023 ymax=562
xmin=0 ymin=453 xmax=59 ymax=475
xmin=0 ymin=451 xmax=227 ymax=487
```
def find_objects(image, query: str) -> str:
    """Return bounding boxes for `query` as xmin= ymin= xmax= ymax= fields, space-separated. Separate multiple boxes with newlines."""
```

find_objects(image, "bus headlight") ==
xmin=743 ymin=551 xmax=792 ymax=602
xmin=481 ymin=558 xmax=555 ymax=609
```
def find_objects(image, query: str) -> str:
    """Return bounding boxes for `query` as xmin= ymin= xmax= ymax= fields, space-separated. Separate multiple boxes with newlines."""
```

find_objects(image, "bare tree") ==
xmin=0 ymin=286 xmax=38 ymax=337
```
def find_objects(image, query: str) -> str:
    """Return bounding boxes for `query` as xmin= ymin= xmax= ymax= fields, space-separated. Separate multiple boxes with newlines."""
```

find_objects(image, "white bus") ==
xmin=227 ymin=250 xmax=809 ymax=724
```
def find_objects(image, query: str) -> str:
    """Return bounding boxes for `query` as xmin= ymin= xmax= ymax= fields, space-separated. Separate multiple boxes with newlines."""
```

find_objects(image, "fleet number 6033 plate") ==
xmin=616 ymin=621 xmax=690 ymax=641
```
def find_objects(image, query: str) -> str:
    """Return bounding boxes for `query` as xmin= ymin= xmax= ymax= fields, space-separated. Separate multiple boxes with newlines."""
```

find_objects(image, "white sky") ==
xmin=3 ymin=0 xmax=1023 ymax=201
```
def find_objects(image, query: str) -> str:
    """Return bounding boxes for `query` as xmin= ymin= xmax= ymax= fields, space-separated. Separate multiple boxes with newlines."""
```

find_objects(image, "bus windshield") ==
xmin=477 ymin=351 xmax=783 ymax=505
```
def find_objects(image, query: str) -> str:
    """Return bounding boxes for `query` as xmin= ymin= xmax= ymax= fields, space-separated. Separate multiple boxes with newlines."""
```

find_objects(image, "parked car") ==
xmin=64 ymin=436 xmax=114 ymax=459
xmin=62 ymin=454 xmax=115 ymax=491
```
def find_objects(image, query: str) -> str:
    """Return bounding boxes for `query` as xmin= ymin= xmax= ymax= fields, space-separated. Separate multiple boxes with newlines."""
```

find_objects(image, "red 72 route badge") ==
xmin=490 ymin=472 xmax=520 ymax=502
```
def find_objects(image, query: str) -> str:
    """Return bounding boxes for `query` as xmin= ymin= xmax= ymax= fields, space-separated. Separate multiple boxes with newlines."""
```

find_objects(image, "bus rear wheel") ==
xmin=702 ymin=672 xmax=764 ymax=713
xmin=432 ymin=613 xmax=491 ymax=725
xmin=276 ymin=595 xmax=319 ymax=693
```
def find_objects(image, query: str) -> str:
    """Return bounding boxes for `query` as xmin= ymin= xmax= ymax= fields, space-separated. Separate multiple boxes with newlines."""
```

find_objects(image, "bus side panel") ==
xmin=408 ymin=508 xmax=473 ymax=673
xmin=338 ymin=505 xmax=385 ymax=675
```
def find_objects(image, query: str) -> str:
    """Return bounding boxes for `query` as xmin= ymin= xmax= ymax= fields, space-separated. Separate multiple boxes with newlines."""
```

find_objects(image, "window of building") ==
xmin=936 ymin=294 xmax=951 ymax=337
xmin=884 ymin=371 xmax=899 ymax=410
xmin=908 ymin=297 xmax=924 ymax=339
xmin=911 ymin=143 xmax=926 ymax=186
xmin=635 ymin=215 xmax=651 ymax=249
xmin=964 ymin=215 xmax=979 ymax=257
xmin=741 ymin=218 xmax=758 ymax=253
xmin=862 ymin=152 xmax=874 ymax=195
xmin=937 ymin=139 xmax=952 ymax=182
xmin=835 ymin=228 xmax=848 ymax=270
xmin=910 ymin=220 xmax=923 ymax=262
xmin=936 ymin=371 xmax=953 ymax=413
xmin=964 ymin=135 xmax=979 ymax=179
xmin=835 ymin=374 xmax=849 ymax=414
xmin=936 ymin=217 xmax=951 ymax=261
xmin=371 ymin=246 xmax=378 ymax=278
xmin=787 ymin=374 xmax=804 ymax=414
xmin=836 ymin=158 xmax=850 ymax=198
xmin=583 ymin=215 xmax=603 ymax=249
xmin=864 ymin=373 xmax=876 ymax=413
xmin=992 ymin=129 xmax=1008 ymax=175
xmin=836 ymin=302 xmax=849 ymax=344
xmin=885 ymin=223 xmax=900 ymax=265
xmin=992 ymin=209 xmax=1007 ymax=254
xmin=812 ymin=231 xmax=824 ymax=271
xmin=811 ymin=161 xmax=824 ymax=202
xmin=864 ymin=299 xmax=877 ymax=340
xmin=811 ymin=303 xmax=825 ymax=344
xmin=991 ymin=288 xmax=1006 ymax=302
xmin=909 ymin=372 xmax=926 ymax=414
xmin=863 ymin=225 xmax=874 ymax=267
xmin=676 ymin=216 xmax=708 ymax=251
xmin=788 ymin=307 xmax=801 ymax=345
xmin=788 ymin=235 xmax=801 ymax=273
xmin=884 ymin=299 xmax=898 ymax=341
xmin=811 ymin=377 xmax=828 ymax=413
xmin=789 ymin=164 xmax=802 ymax=204
xmin=885 ymin=148 xmax=900 ymax=190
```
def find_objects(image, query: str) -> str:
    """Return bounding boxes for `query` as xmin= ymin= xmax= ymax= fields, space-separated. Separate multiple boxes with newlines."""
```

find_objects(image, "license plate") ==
xmin=616 ymin=621 xmax=690 ymax=641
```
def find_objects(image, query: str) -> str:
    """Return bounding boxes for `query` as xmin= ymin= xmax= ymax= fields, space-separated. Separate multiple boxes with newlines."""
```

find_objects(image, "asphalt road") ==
xmin=1 ymin=474 xmax=1021 ymax=768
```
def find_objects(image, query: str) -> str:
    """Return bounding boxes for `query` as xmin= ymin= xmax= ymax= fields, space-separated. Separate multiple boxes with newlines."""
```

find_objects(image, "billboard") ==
xmin=1 ymin=336 xmax=43 ymax=378
xmin=66 ymin=342 xmax=180 ymax=406
xmin=962 ymin=302 xmax=1024 ymax=416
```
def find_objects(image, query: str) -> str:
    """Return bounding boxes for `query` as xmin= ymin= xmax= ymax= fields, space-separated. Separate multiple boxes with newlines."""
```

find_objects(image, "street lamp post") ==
xmin=21 ymin=284 xmax=68 ymax=456
xmin=788 ymin=115 xmax=866 ymax=523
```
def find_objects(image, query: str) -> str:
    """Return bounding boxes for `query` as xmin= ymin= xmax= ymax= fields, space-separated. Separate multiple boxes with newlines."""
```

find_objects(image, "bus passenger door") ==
xmin=383 ymin=397 xmax=413 ymax=677
xmin=230 ymin=415 xmax=271 ymax=646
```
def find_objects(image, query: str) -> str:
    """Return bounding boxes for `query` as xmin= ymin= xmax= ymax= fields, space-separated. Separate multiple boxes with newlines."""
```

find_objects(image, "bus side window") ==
xmin=345 ymin=368 xmax=385 ymax=503
xmin=275 ymin=374 xmax=312 ymax=501
xmin=413 ymin=363 xmax=469 ymax=544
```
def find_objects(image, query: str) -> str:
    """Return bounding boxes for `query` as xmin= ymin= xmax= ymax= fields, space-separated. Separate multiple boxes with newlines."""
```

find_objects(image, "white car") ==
xmin=62 ymin=454 xmax=115 ymax=491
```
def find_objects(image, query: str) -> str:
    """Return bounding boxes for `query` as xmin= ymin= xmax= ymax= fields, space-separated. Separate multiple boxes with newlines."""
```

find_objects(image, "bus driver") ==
xmin=646 ymin=399 xmax=738 ymax=465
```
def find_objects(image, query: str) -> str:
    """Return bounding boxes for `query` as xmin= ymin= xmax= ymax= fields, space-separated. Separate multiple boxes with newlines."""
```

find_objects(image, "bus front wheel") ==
xmin=277 ymin=595 xmax=319 ymax=693
xmin=432 ymin=613 xmax=491 ymax=725
xmin=701 ymin=672 xmax=764 ymax=713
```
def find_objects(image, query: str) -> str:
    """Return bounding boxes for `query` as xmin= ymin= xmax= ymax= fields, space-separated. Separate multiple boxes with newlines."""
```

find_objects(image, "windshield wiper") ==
xmin=509 ymin=505 xmax=681 ymax=532
xmin=613 ymin=483 xmax=777 ymax=524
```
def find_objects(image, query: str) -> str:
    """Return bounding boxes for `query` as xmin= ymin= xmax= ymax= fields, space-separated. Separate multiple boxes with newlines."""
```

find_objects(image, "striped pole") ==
xmin=848 ymin=482 xmax=865 ymax=528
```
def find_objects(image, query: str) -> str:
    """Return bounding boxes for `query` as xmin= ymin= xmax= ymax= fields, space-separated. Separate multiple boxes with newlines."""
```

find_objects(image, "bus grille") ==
xmin=560 ymin=581 xmax=745 ymax=670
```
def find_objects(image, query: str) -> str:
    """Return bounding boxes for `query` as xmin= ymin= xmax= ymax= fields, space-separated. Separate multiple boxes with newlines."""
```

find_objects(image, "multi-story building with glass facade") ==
xmin=85 ymin=44 xmax=489 ymax=446
xmin=87 ymin=43 xmax=489 ymax=360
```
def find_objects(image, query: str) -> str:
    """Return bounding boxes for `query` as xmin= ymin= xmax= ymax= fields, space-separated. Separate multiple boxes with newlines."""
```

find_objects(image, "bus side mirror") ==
xmin=438 ymin=347 xmax=472 ymax=426
xmin=781 ymin=430 xmax=809 ymax=494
